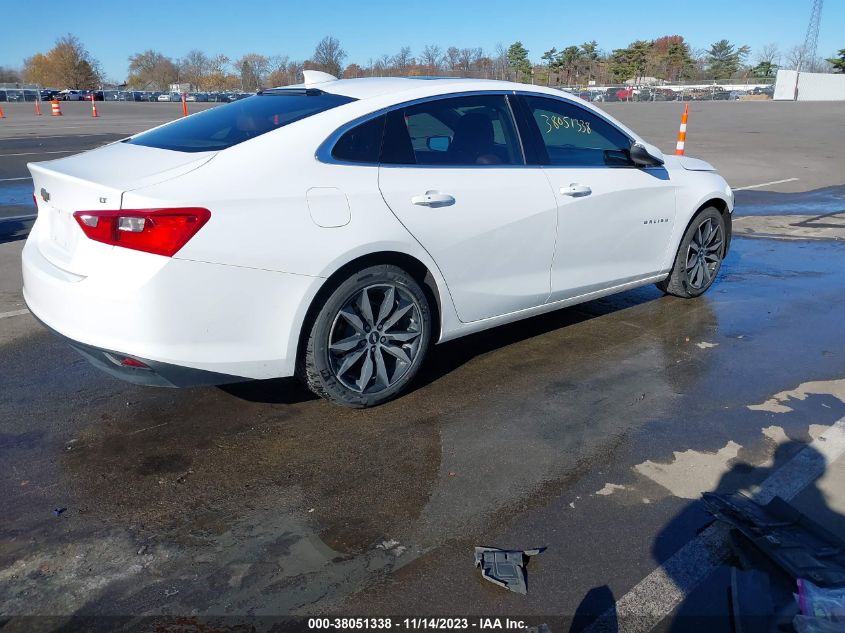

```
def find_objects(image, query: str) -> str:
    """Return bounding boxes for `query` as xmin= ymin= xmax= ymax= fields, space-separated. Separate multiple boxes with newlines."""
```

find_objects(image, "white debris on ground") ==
xmin=696 ymin=341 xmax=719 ymax=349
xmin=634 ymin=440 xmax=742 ymax=499
xmin=376 ymin=540 xmax=406 ymax=557
xmin=595 ymin=483 xmax=627 ymax=496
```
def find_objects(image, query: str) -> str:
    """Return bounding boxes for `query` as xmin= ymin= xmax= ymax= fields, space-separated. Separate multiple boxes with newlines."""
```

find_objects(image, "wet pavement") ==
xmin=1 ymin=103 xmax=845 ymax=632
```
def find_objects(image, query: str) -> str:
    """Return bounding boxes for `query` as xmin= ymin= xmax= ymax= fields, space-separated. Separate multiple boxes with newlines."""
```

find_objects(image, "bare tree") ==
xmin=420 ymin=44 xmax=443 ymax=72
xmin=444 ymin=46 xmax=461 ymax=72
xmin=266 ymin=55 xmax=291 ymax=86
xmin=458 ymin=47 xmax=482 ymax=73
xmin=785 ymin=45 xmax=805 ymax=70
xmin=236 ymin=53 xmax=269 ymax=91
xmin=493 ymin=43 xmax=509 ymax=80
xmin=376 ymin=54 xmax=392 ymax=75
xmin=756 ymin=43 xmax=780 ymax=66
xmin=392 ymin=46 xmax=414 ymax=74
xmin=313 ymin=36 xmax=346 ymax=77
xmin=180 ymin=50 xmax=210 ymax=90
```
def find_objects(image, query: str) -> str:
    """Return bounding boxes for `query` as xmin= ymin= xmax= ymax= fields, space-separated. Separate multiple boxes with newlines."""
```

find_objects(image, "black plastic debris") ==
xmin=703 ymin=492 xmax=845 ymax=587
xmin=474 ymin=546 xmax=545 ymax=594
xmin=53 ymin=507 xmax=66 ymax=517
xmin=729 ymin=568 xmax=774 ymax=633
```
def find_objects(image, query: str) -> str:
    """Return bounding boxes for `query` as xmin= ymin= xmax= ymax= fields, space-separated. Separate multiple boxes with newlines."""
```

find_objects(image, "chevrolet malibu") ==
xmin=23 ymin=72 xmax=733 ymax=407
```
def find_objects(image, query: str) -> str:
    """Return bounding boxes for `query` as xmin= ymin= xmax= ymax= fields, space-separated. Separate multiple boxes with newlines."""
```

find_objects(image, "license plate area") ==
xmin=48 ymin=207 xmax=78 ymax=253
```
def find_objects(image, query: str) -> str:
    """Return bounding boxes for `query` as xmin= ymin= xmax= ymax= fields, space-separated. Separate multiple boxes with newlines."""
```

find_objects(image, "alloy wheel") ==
xmin=328 ymin=284 xmax=424 ymax=394
xmin=685 ymin=217 xmax=723 ymax=290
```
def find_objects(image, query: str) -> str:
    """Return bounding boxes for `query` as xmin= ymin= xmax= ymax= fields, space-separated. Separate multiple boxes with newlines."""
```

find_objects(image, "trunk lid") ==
xmin=29 ymin=142 xmax=215 ymax=276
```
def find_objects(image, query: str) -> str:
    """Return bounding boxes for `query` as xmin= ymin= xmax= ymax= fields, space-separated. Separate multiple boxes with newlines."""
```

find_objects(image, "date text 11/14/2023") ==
xmin=307 ymin=617 xmax=535 ymax=630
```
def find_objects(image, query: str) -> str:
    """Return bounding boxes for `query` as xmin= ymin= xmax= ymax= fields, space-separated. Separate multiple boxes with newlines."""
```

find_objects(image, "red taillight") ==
xmin=72 ymin=208 xmax=211 ymax=257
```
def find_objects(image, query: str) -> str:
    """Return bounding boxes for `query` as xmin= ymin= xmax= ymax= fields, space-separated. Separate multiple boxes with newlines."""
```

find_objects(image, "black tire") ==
xmin=298 ymin=264 xmax=432 ymax=408
xmin=657 ymin=207 xmax=726 ymax=298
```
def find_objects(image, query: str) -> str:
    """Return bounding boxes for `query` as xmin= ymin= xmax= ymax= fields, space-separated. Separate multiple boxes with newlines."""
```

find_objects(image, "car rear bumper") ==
xmin=22 ymin=222 xmax=321 ymax=382
xmin=31 ymin=310 xmax=245 ymax=387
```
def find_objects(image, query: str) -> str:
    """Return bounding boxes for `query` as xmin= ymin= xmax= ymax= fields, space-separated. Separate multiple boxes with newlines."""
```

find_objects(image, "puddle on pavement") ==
xmin=0 ymin=182 xmax=34 ymax=207
xmin=735 ymin=185 xmax=845 ymax=217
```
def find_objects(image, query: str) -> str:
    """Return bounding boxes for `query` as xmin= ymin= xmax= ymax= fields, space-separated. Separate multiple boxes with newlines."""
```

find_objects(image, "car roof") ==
xmin=272 ymin=76 xmax=557 ymax=101
xmin=263 ymin=76 xmax=645 ymax=146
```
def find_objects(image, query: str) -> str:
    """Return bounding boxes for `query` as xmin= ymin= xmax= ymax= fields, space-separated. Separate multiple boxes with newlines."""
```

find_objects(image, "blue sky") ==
xmin=2 ymin=0 xmax=841 ymax=80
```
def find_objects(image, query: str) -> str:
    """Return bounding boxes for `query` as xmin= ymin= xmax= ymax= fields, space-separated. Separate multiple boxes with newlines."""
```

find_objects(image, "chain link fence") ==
xmin=0 ymin=77 xmax=777 ymax=105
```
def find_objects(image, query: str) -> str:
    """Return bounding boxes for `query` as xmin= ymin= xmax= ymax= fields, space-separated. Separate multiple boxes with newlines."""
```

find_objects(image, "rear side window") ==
xmin=521 ymin=95 xmax=633 ymax=167
xmin=126 ymin=90 xmax=356 ymax=153
xmin=380 ymin=94 xmax=523 ymax=166
xmin=331 ymin=114 xmax=386 ymax=163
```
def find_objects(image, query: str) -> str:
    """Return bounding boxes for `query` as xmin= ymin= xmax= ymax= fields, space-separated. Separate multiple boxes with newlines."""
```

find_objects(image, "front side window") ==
xmin=522 ymin=95 xmax=633 ymax=167
xmin=127 ymin=89 xmax=356 ymax=153
xmin=381 ymin=94 xmax=523 ymax=166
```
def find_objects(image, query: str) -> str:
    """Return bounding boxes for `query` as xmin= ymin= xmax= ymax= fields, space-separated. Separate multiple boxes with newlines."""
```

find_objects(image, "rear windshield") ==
xmin=126 ymin=90 xmax=356 ymax=153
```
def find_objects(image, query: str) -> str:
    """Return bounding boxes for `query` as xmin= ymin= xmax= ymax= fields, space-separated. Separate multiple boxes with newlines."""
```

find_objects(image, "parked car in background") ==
xmin=40 ymin=89 xmax=59 ymax=101
xmin=102 ymin=90 xmax=120 ymax=101
xmin=616 ymin=87 xmax=635 ymax=101
xmin=186 ymin=93 xmax=208 ymax=102
xmin=58 ymin=90 xmax=83 ymax=101
xmin=636 ymin=88 xmax=668 ymax=102
xmin=23 ymin=74 xmax=734 ymax=407
xmin=602 ymin=88 xmax=620 ymax=102
xmin=5 ymin=89 xmax=24 ymax=102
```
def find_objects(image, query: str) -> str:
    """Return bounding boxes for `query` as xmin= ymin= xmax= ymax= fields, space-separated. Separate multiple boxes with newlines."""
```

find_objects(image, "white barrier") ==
xmin=774 ymin=68 xmax=845 ymax=101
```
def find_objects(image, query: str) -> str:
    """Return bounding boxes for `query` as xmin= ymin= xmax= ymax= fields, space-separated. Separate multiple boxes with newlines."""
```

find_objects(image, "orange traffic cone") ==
xmin=35 ymin=100 xmax=42 ymax=116
xmin=675 ymin=103 xmax=689 ymax=156
xmin=181 ymin=92 xmax=188 ymax=117
xmin=0 ymin=106 xmax=5 ymax=119
xmin=91 ymin=100 xmax=99 ymax=117
xmin=51 ymin=99 xmax=62 ymax=116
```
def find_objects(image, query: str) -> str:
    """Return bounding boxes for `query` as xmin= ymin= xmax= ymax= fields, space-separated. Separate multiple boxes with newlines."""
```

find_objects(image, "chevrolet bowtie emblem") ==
xmin=40 ymin=188 xmax=50 ymax=202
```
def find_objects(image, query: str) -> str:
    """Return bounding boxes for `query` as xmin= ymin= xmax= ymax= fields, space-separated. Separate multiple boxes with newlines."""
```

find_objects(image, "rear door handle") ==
xmin=411 ymin=191 xmax=455 ymax=207
xmin=560 ymin=184 xmax=592 ymax=197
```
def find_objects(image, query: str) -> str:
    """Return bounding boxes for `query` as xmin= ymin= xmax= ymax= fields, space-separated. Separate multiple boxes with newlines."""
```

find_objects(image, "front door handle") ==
xmin=411 ymin=190 xmax=455 ymax=207
xmin=560 ymin=183 xmax=592 ymax=197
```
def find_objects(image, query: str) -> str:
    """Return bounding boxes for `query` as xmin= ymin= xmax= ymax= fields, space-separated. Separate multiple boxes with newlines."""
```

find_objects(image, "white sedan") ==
xmin=23 ymin=72 xmax=733 ymax=407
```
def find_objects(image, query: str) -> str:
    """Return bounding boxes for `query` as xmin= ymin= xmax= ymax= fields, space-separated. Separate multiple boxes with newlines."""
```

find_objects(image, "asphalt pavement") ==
xmin=1 ymin=100 xmax=844 ymax=632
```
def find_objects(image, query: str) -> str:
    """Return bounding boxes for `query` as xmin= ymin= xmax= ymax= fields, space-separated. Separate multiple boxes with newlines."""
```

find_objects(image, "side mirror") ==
xmin=427 ymin=136 xmax=451 ymax=152
xmin=630 ymin=142 xmax=664 ymax=167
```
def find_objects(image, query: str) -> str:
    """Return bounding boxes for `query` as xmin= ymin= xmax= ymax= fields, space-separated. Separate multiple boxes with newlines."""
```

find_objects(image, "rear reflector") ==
xmin=73 ymin=208 xmax=210 ymax=257
xmin=120 ymin=357 xmax=149 ymax=368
